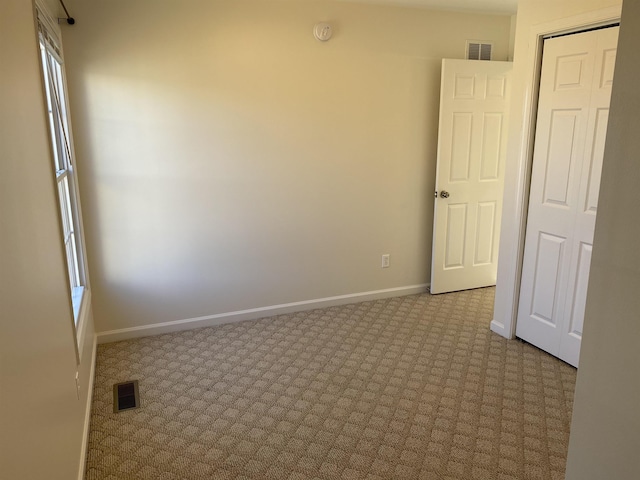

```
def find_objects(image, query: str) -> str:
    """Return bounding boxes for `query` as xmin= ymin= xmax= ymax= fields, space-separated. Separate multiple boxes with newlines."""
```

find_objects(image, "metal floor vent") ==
xmin=113 ymin=380 xmax=140 ymax=413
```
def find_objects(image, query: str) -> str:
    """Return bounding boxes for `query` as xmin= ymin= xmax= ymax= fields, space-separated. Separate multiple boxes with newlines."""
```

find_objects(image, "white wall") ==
xmin=62 ymin=0 xmax=511 ymax=334
xmin=565 ymin=0 xmax=640 ymax=477
xmin=0 ymin=0 xmax=96 ymax=478
xmin=508 ymin=14 xmax=516 ymax=61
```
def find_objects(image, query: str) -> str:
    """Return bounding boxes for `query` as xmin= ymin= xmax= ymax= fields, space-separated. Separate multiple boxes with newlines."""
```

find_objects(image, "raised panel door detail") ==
xmin=474 ymin=202 xmax=496 ymax=266
xmin=480 ymin=113 xmax=503 ymax=181
xmin=531 ymin=232 xmax=566 ymax=325
xmin=516 ymin=26 xmax=618 ymax=368
xmin=444 ymin=204 xmax=467 ymax=269
xmin=454 ymin=74 xmax=475 ymax=99
xmin=431 ymin=59 xmax=512 ymax=294
xmin=584 ymin=108 xmax=609 ymax=213
xmin=486 ymin=76 xmax=506 ymax=99
xmin=543 ymin=110 xmax=580 ymax=207
xmin=450 ymin=113 xmax=473 ymax=182
xmin=600 ymin=49 xmax=616 ymax=88
xmin=567 ymin=242 xmax=592 ymax=339
xmin=554 ymin=54 xmax=588 ymax=90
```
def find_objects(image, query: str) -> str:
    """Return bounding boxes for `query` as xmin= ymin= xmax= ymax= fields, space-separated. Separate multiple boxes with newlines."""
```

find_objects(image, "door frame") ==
xmin=491 ymin=6 xmax=621 ymax=340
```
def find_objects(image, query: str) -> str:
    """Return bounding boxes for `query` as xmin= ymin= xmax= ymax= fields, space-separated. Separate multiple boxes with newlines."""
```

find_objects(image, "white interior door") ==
xmin=516 ymin=27 xmax=619 ymax=367
xmin=431 ymin=59 xmax=512 ymax=294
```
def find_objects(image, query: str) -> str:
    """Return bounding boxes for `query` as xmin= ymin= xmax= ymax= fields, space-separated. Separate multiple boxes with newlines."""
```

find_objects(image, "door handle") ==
xmin=439 ymin=190 xmax=450 ymax=199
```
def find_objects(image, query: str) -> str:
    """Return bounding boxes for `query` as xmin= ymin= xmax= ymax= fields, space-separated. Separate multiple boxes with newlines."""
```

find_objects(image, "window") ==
xmin=37 ymin=10 xmax=88 ymax=323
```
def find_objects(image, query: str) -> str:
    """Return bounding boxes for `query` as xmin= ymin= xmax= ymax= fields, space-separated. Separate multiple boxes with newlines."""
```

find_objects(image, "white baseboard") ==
xmin=97 ymin=284 xmax=430 ymax=344
xmin=78 ymin=334 xmax=97 ymax=480
xmin=490 ymin=318 xmax=512 ymax=339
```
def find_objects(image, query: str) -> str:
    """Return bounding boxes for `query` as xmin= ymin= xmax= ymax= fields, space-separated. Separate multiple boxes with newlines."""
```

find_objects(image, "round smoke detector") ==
xmin=314 ymin=23 xmax=333 ymax=42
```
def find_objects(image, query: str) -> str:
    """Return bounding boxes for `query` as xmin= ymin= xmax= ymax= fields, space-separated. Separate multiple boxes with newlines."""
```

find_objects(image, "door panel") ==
xmin=583 ymin=108 xmax=609 ymax=213
xmin=450 ymin=113 xmax=473 ymax=182
xmin=555 ymin=53 xmax=590 ymax=90
xmin=486 ymin=75 xmax=507 ymax=98
xmin=543 ymin=110 xmax=582 ymax=207
xmin=567 ymin=242 xmax=592 ymax=338
xmin=454 ymin=74 xmax=476 ymax=98
xmin=516 ymin=26 xmax=619 ymax=367
xmin=444 ymin=204 xmax=468 ymax=269
xmin=431 ymin=59 xmax=512 ymax=294
xmin=480 ymin=114 xmax=503 ymax=180
xmin=531 ymin=232 xmax=566 ymax=327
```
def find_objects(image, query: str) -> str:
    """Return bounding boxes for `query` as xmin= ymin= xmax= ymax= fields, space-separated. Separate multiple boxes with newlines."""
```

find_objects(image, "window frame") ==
xmin=35 ymin=1 xmax=91 ymax=358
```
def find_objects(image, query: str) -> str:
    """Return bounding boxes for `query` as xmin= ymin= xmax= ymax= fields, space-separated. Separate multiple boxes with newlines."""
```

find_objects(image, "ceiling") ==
xmin=343 ymin=0 xmax=518 ymax=15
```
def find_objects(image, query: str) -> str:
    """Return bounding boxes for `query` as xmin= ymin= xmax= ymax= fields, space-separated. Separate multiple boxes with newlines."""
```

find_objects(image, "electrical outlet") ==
xmin=381 ymin=254 xmax=390 ymax=268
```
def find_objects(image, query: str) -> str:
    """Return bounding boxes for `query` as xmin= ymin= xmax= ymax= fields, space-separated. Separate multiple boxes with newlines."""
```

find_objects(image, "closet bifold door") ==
xmin=515 ymin=26 xmax=619 ymax=368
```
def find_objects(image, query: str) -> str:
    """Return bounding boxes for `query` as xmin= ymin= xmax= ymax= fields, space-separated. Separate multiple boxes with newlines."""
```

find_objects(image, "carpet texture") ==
xmin=85 ymin=288 xmax=577 ymax=480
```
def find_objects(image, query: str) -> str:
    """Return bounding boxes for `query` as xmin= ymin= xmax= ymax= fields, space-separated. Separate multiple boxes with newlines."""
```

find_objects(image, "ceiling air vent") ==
xmin=467 ymin=41 xmax=493 ymax=61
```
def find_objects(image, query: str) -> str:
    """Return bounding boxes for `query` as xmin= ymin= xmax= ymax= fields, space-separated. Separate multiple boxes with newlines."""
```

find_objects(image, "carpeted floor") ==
xmin=85 ymin=288 xmax=577 ymax=480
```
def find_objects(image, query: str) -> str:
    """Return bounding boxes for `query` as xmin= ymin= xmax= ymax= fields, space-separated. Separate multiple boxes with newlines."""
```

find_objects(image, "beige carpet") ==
xmin=85 ymin=288 xmax=576 ymax=480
